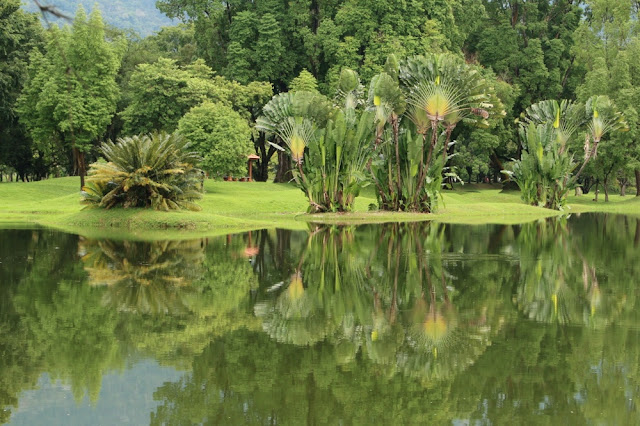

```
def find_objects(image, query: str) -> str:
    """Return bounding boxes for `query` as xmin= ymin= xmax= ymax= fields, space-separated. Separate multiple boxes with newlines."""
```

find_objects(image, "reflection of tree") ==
xmin=150 ymin=329 xmax=457 ymax=425
xmin=79 ymin=238 xmax=206 ymax=315
xmin=253 ymin=223 xmax=509 ymax=383
xmin=1 ymin=230 xmax=260 ymax=423
xmin=515 ymin=215 xmax=631 ymax=327
xmin=116 ymin=234 xmax=260 ymax=368
xmin=2 ymin=230 xmax=123 ymax=416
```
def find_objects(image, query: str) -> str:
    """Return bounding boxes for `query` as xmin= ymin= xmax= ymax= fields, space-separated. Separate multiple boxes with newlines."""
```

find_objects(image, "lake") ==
xmin=1 ymin=214 xmax=639 ymax=424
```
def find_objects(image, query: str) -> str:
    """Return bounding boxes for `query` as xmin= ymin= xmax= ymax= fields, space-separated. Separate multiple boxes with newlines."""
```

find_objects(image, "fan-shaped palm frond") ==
xmin=522 ymin=99 xmax=585 ymax=150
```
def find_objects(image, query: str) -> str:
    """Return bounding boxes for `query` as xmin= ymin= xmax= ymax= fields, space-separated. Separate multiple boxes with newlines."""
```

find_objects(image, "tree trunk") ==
xmin=253 ymin=134 xmax=277 ymax=182
xmin=593 ymin=179 xmax=599 ymax=202
xmin=72 ymin=147 xmax=86 ymax=189
xmin=635 ymin=219 xmax=640 ymax=248
xmin=274 ymin=150 xmax=293 ymax=183
xmin=636 ymin=169 xmax=640 ymax=196
xmin=620 ymin=178 xmax=627 ymax=197
xmin=604 ymin=177 xmax=609 ymax=202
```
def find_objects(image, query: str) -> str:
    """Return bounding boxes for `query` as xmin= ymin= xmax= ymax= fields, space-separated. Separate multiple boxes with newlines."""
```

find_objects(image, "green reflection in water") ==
xmin=1 ymin=215 xmax=639 ymax=424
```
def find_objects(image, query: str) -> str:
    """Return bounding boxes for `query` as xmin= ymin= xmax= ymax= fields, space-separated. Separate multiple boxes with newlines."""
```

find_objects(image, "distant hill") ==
xmin=22 ymin=0 xmax=176 ymax=37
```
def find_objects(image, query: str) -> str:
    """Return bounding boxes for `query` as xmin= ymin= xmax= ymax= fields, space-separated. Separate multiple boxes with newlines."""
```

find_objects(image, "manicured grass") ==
xmin=0 ymin=177 xmax=638 ymax=239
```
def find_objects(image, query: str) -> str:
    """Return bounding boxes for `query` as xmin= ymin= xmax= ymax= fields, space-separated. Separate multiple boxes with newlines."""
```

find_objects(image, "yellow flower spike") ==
xmin=373 ymin=95 xmax=381 ymax=106
xmin=553 ymin=108 xmax=560 ymax=129
xmin=435 ymin=75 xmax=440 ymax=86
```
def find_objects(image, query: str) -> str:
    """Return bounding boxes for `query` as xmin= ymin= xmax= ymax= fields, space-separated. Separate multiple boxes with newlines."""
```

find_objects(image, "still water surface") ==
xmin=1 ymin=214 xmax=639 ymax=424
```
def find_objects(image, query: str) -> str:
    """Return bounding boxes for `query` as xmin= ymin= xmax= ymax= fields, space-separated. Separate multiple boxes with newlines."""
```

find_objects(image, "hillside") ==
xmin=22 ymin=0 xmax=176 ymax=36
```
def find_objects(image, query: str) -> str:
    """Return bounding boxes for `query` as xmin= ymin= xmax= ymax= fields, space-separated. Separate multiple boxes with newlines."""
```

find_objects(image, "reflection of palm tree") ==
xmin=79 ymin=238 xmax=206 ymax=315
xmin=254 ymin=271 xmax=335 ymax=346
xmin=515 ymin=217 xmax=623 ymax=327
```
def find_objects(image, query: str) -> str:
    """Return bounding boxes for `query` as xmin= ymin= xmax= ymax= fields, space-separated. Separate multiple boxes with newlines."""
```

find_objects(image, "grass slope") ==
xmin=0 ymin=177 xmax=638 ymax=239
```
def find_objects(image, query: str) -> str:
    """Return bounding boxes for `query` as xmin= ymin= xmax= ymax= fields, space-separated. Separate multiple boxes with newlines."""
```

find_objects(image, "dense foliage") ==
xmin=178 ymin=101 xmax=253 ymax=178
xmin=506 ymin=97 xmax=628 ymax=209
xmin=1 ymin=0 xmax=639 ymax=202
xmin=16 ymin=6 xmax=125 ymax=188
xmin=82 ymin=132 xmax=203 ymax=211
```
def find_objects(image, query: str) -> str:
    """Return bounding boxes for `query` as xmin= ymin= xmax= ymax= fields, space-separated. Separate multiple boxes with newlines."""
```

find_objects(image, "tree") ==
xmin=17 ymin=6 xmax=125 ymax=189
xmin=288 ymin=69 xmax=319 ymax=93
xmin=178 ymin=101 xmax=253 ymax=178
xmin=0 ymin=0 xmax=43 ymax=181
xmin=505 ymin=96 xmax=627 ymax=209
xmin=368 ymin=53 xmax=502 ymax=212
xmin=573 ymin=0 xmax=640 ymax=197
xmin=120 ymin=58 xmax=220 ymax=135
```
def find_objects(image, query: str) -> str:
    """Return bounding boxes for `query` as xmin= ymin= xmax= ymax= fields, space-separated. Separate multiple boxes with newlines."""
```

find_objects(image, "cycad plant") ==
xmin=82 ymin=132 xmax=203 ymax=211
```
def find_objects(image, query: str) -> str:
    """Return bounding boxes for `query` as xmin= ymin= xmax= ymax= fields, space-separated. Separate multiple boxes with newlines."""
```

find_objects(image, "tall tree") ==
xmin=0 ymin=0 xmax=43 ymax=181
xmin=17 ymin=6 xmax=125 ymax=188
xmin=573 ymin=0 xmax=640 ymax=197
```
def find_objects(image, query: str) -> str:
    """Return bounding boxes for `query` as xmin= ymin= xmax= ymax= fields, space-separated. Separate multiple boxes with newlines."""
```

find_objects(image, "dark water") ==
xmin=1 ymin=214 xmax=640 ymax=425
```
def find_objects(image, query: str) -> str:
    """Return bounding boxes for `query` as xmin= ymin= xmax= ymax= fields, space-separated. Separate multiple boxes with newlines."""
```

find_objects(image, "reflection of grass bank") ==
xmin=0 ymin=177 xmax=638 ymax=238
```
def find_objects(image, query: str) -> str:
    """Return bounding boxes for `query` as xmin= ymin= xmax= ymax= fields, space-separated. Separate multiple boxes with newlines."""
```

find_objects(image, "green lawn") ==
xmin=0 ymin=177 xmax=638 ymax=239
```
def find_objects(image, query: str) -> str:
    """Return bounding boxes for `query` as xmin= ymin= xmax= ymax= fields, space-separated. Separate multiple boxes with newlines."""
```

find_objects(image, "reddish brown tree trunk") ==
xmin=636 ymin=169 xmax=640 ymax=196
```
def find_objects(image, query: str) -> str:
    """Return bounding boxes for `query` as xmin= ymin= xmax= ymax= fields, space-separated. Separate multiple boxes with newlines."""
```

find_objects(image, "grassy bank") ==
xmin=0 ymin=177 xmax=638 ymax=239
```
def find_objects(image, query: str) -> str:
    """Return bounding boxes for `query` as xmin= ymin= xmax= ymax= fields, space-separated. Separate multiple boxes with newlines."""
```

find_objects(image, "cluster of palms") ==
xmin=257 ymin=53 xmax=503 ymax=213
xmin=79 ymin=54 xmax=627 ymax=214
xmin=506 ymin=96 xmax=627 ymax=210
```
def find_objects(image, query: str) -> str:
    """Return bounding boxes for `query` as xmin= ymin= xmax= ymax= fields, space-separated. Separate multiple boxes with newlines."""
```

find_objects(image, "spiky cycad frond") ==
xmin=82 ymin=132 xmax=203 ymax=211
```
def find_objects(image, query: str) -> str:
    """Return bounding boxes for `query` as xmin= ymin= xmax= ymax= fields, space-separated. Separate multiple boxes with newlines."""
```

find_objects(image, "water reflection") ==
xmin=1 ymin=215 xmax=640 ymax=424
xmin=79 ymin=238 xmax=207 ymax=315
xmin=515 ymin=216 xmax=631 ymax=327
xmin=252 ymin=224 xmax=506 ymax=383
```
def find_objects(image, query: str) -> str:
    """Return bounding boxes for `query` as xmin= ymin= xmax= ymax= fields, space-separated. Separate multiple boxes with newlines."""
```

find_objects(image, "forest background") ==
xmin=2 ymin=0 xmax=640 ymax=197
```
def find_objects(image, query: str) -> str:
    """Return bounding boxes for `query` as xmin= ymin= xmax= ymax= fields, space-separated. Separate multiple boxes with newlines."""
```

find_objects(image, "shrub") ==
xmin=82 ymin=132 xmax=203 ymax=211
xmin=178 ymin=101 xmax=253 ymax=178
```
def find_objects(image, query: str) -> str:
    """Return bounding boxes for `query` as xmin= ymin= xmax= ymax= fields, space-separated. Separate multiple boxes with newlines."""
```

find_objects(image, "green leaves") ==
xmin=178 ymin=101 xmax=253 ymax=177
xmin=83 ymin=132 xmax=203 ymax=211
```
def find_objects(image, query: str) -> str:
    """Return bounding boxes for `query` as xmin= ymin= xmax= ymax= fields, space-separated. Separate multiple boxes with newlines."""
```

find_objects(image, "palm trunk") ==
xmin=570 ymin=138 xmax=597 ymax=187
xmin=414 ymin=124 xmax=438 ymax=209
xmin=392 ymin=116 xmax=402 ymax=203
